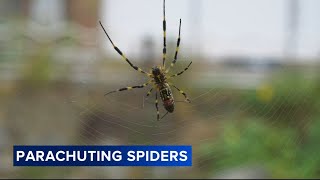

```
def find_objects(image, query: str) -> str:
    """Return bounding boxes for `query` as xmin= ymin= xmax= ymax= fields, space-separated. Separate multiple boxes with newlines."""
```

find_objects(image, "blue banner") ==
xmin=13 ymin=145 xmax=192 ymax=166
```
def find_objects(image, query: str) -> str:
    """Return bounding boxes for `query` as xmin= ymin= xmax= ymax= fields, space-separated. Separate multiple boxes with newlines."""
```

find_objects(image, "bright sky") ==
xmin=98 ymin=0 xmax=320 ymax=61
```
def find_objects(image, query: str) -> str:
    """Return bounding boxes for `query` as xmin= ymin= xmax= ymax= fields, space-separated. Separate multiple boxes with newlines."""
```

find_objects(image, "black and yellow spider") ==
xmin=100 ymin=0 xmax=192 ymax=120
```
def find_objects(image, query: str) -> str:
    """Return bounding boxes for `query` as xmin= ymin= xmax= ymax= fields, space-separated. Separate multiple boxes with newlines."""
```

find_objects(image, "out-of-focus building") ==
xmin=0 ymin=0 xmax=102 ymax=83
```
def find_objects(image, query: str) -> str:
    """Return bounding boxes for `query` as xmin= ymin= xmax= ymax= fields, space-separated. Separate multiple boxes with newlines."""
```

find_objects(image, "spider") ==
xmin=100 ymin=0 xmax=192 ymax=120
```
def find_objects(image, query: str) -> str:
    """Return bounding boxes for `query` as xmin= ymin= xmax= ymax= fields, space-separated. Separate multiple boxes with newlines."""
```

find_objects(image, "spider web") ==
xmin=2 ymin=5 xmax=319 ymax=179
xmin=37 ymin=47 xmax=317 ymax=179
xmin=2 ymin=43 xmax=319 ymax=179
xmin=67 ymin=64 xmax=222 ymax=179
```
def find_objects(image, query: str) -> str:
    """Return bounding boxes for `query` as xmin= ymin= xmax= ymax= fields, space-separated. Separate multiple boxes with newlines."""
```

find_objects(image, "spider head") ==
xmin=152 ymin=66 xmax=161 ymax=76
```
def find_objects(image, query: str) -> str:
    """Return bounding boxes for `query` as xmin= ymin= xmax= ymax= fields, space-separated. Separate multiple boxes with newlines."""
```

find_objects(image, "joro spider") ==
xmin=100 ymin=0 xmax=192 ymax=120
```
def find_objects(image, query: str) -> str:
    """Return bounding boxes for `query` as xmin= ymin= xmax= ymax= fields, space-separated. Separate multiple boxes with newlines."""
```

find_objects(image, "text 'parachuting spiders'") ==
xmin=100 ymin=0 xmax=192 ymax=121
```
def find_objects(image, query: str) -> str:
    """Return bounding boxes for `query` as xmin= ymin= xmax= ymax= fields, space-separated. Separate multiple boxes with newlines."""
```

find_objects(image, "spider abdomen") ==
xmin=159 ymin=83 xmax=175 ymax=113
xmin=163 ymin=99 xmax=174 ymax=113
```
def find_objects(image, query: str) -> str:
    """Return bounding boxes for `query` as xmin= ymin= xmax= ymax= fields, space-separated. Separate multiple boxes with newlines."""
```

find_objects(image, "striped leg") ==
xmin=99 ymin=21 xmax=151 ymax=77
xmin=170 ymin=61 xmax=192 ymax=78
xmin=162 ymin=0 xmax=167 ymax=68
xmin=155 ymin=92 xmax=160 ymax=120
xmin=172 ymin=85 xmax=191 ymax=103
xmin=146 ymin=87 xmax=154 ymax=97
xmin=104 ymin=81 xmax=150 ymax=96
xmin=166 ymin=19 xmax=182 ymax=73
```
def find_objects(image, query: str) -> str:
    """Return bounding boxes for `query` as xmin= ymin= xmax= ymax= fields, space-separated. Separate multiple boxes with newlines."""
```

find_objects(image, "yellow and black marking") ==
xmin=100 ymin=0 xmax=193 ymax=121
xmin=166 ymin=19 xmax=182 ymax=73
xmin=99 ymin=21 xmax=151 ymax=77
xmin=162 ymin=0 xmax=167 ymax=68
xmin=173 ymin=19 xmax=182 ymax=65
xmin=170 ymin=61 xmax=192 ymax=77
xmin=155 ymin=92 xmax=160 ymax=120
xmin=172 ymin=85 xmax=191 ymax=103
xmin=104 ymin=82 xmax=150 ymax=96
xmin=146 ymin=88 xmax=154 ymax=97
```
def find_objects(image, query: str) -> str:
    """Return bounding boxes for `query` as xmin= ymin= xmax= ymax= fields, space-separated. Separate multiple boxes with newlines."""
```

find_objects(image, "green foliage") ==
xmin=200 ymin=116 xmax=320 ymax=178
xmin=20 ymin=46 xmax=53 ymax=89
xmin=242 ymin=70 xmax=319 ymax=124
xmin=16 ymin=167 xmax=72 ymax=179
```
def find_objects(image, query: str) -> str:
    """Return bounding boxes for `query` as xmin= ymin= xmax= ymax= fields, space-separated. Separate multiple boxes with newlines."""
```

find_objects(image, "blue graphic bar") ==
xmin=13 ymin=145 xmax=192 ymax=166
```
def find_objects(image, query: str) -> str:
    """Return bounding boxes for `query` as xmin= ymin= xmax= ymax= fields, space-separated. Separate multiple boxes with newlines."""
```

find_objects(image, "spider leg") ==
xmin=145 ymin=82 xmax=158 ymax=99
xmin=146 ymin=88 xmax=154 ymax=97
xmin=104 ymin=81 xmax=151 ymax=96
xmin=155 ymin=91 xmax=160 ymax=120
xmin=165 ymin=19 xmax=182 ymax=73
xmin=169 ymin=61 xmax=192 ymax=78
xmin=99 ymin=21 xmax=152 ymax=77
xmin=171 ymin=85 xmax=191 ymax=103
xmin=162 ymin=0 xmax=167 ymax=68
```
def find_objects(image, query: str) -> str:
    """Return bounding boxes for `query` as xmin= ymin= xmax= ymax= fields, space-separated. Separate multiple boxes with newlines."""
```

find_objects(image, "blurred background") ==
xmin=0 ymin=0 xmax=320 ymax=179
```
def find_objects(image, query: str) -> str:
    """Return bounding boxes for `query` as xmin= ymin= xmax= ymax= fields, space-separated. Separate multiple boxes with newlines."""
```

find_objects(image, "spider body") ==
xmin=100 ymin=0 xmax=193 ymax=120
xmin=152 ymin=66 xmax=175 ymax=113
xmin=152 ymin=66 xmax=166 ymax=85
xmin=159 ymin=83 xmax=175 ymax=113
